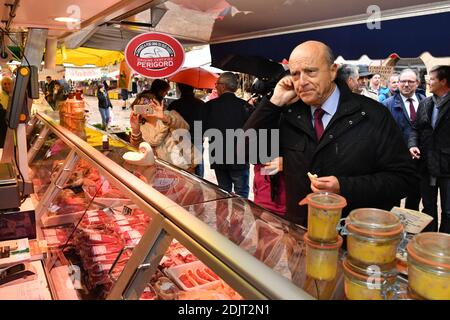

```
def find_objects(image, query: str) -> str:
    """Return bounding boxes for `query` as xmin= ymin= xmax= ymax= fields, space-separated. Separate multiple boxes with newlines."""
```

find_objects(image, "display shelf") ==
xmin=26 ymin=109 xmax=348 ymax=300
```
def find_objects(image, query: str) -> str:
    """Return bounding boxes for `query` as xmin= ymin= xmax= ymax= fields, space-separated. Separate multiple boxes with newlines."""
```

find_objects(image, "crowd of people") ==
xmin=123 ymin=41 xmax=450 ymax=234
xmin=43 ymin=76 xmax=71 ymax=110
xmin=22 ymin=40 xmax=447 ymax=233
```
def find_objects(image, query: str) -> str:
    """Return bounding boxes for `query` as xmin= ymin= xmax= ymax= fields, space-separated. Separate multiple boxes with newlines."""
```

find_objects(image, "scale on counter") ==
xmin=0 ymin=163 xmax=21 ymax=211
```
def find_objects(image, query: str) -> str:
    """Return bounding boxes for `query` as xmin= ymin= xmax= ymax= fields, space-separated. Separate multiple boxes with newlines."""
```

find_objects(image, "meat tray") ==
xmin=165 ymin=260 xmax=221 ymax=292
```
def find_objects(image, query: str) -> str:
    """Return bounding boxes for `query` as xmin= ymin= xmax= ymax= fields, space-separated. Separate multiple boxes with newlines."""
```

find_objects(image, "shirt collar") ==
xmin=400 ymin=93 xmax=417 ymax=104
xmin=311 ymin=85 xmax=340 ymax=116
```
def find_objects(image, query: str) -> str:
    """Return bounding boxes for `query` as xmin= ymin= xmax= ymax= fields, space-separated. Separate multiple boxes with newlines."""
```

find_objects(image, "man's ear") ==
xmin=330 ymin=63 xmax=338 ymax=81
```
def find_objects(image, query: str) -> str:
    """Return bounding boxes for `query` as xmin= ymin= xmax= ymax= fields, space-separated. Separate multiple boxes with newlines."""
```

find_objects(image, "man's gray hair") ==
xmin=336 ymin=64 xmax=359 ymax=82
xmin=400 ymin=68 xmax=419 ymax=79
xmin=390 ymin=73 xmax=400 ymax=80
xmin=218 ymin=72 xmax=239 ymax=92
xmin=324 ymin=45 xmax=335 ymax=66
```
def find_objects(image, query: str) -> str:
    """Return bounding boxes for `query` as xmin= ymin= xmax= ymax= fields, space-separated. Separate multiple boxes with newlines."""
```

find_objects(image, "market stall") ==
xmin=24 ymin=102 xmax=320 ymax=300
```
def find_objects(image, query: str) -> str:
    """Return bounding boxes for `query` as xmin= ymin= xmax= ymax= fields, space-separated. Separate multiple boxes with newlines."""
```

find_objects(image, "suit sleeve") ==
xmin=201 ymin=101 xmax=212 ymax=133
xmin=408 ymin=100 xmax=425 ymax=148
xmin=243 ymin=97 xmax=282 ymax=131
xmin=338 ymin=110 xmax=418 ymax=208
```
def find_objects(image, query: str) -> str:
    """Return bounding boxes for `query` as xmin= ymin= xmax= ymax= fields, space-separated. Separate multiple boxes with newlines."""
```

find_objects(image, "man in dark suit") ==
xmin=203 ymin=72 xmax=250 ymax=197
xmin=383 ymin=68 xmax=426 ymax=210
xmin=169 ymin=83 xmax=205 ymax=177
xmin=409 ymin=65 xmax=450 ymax=233
xmin=245 ymin=40 xmax=417 ymax=226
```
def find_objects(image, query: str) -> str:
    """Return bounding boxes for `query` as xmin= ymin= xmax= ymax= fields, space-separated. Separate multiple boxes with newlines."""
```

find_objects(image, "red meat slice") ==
xmin=179 ymin=273 xmax=194 ymax=288
xmin=196 ymin=268 xmax=216 ymax=282
xmin=195 ymin=269 xmax=214 ymax=283
xmin=183 ymin=253 xmax=197 ymax=263
xmin=140 ymin=286 xmax=157 ymax=300
xmin=204 ymin=268 xmax=220 ymax=280
xmin=85 ymin=233 xmax=119 ymax=245
xmin=189 ymin=269 xmax=209 ymax=285
xmin=88 ymin=244 xmax=123 ymax=257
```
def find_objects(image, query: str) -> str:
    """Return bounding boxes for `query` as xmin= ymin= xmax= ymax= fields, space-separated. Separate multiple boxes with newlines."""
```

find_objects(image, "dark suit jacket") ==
xmin=383 ymin=92 xmax=426 ymax=145
xmin=203 ymin=92 xmax=250 ymax=170
xmin=168 ymin=94 xmax=204 ymax=141
xmin=409 ymin=94 xmax=450 ymax=177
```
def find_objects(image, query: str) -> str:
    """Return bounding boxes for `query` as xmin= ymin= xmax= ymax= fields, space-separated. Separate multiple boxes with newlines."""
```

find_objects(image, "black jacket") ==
xmin=168 ymin=94 xmax=204 ymax=141
xmin=203 ymin=92 xmax=250 ymax=170
xmin=245 ymin=81 xmax=418 ymax=226
xmin=408 ymin=94 xmax=450 ymax=177
xmin=98 ymin=89 xmax=112 ymax=109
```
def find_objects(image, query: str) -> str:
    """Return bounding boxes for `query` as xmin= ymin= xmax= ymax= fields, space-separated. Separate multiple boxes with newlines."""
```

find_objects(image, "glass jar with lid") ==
xmin=300 ymin=192 xmax=347 ymax=242
xmin=407 ymin=232 xmax=450 ymax=300
xmin=344 ymin=208 xmax=404 ymax=269
xmin=343 ymin=258 xmax=397 ymax=300
xmin=304 ymin=233 xmax=343 ymax=281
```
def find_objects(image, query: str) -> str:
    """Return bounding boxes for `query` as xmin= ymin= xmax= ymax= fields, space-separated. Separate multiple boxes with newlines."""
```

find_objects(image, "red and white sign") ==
xmin=125 ymin=32 xmax=185 ymax=79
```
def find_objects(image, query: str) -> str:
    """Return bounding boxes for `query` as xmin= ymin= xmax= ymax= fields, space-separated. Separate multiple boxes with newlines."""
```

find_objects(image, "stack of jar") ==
xmin=341 ymin=208 xmax=403 ymax=300
xmin=407 ymin=232 xmax=450 ymax=300
xmin=300 ymin=192 xmax=347 ymax=281
xmin=59 ymin=91 xmax=86 ymax=133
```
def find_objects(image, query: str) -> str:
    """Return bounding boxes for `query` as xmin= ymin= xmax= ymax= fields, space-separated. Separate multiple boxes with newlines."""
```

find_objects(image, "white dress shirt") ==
xmin=400 ymin=93 xmax=419 ymax=120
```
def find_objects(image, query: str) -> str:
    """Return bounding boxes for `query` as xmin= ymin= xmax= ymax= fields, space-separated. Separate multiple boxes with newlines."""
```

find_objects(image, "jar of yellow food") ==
xmin=300 ymin=192 xmax=347 ymax=242
xmin=345 ymin=208 xmax=403 ymax=270
xmin=305 ymin=233 xmax=343 ymax=281
xmin=343 ymin=258 xmax=396 ymax=300
xmin=407 ymin=232 xmax=450 ymax=300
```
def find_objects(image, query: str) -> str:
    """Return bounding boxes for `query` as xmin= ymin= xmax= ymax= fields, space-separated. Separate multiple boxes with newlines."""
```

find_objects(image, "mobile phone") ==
xmin=133 ymin=105 xmax=153 ymax=115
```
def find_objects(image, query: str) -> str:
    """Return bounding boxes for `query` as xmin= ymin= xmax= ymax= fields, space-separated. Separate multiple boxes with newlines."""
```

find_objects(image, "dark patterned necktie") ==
xmin=407 ymin=98 xmax=416 ymax=122
xmin=314 ymin=108 xmax=325 ymax=141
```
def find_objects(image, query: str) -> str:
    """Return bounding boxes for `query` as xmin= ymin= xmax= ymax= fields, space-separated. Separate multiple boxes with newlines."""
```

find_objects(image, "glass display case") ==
xmin=26 ymin=105 xmax=346 ymax=300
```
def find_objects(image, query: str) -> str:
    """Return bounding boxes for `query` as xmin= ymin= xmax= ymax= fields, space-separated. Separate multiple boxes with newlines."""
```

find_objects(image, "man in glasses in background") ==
xmin=383 ymin=68 xmax=426 ymax=211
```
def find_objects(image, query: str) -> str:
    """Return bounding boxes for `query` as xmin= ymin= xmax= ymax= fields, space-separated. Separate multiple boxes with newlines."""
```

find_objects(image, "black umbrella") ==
xmin=212 ymin=53 xmax=286 ymax=79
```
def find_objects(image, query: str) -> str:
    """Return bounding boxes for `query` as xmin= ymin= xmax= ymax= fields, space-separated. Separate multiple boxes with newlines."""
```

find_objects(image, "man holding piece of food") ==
xmin=245 ymin=40 xmax=418 ymax=226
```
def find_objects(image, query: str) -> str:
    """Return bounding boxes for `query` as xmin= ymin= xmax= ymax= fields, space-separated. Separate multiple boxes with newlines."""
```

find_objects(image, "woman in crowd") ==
xmin=129 ymin=90 xmax=198 ymax=172
xmin=97 ymin=83 xmax=112 ymax=130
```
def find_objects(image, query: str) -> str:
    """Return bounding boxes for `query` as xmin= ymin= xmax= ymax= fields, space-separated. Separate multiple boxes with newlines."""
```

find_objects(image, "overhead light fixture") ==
xmin=106 ymin=6 xmax=168 ymax=29
xmin=54 ymin=17 xmax=80 ymax=23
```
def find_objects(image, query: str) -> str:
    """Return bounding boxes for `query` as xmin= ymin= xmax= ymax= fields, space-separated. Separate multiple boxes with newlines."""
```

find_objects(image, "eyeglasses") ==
xmin=399 ymin=80 xmax=417 ymax=84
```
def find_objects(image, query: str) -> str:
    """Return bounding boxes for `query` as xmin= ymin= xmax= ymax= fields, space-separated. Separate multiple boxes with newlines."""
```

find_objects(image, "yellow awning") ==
xmin=56 ymin=47 xmax=124 ymax=67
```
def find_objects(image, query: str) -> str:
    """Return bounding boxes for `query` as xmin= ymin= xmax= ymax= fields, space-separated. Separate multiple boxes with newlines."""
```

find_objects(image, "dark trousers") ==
xmin=421 ymin=175 xmax=450 ymax=233
xmin=405 ymin=183 xmax=421 ymax=210
xmin=214 ymin=168 xmax=249 ymax=198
